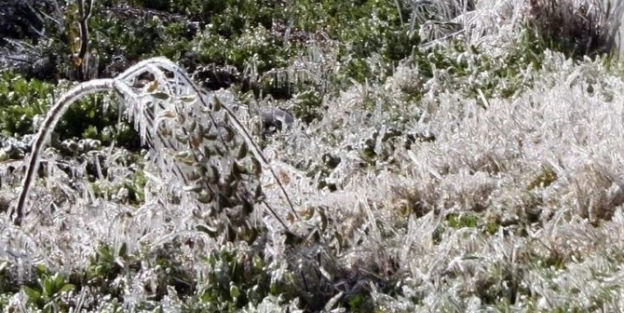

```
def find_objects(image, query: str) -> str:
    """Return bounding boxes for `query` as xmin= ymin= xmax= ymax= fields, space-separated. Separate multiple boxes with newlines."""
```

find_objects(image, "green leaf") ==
xmin=35 ymin=264 xmax=49 ymax=277
xmin=252 ymin=254 xmax=263 ymax=271
xmin=43 ymin=277 xmax=55 ymax=297
xmin=22 ymin=286 xmax=41 ymax=301
xmin=53 ymin=273 xmax=66 ymax=288
xmin=57 ymin=283 xmax=76 ymax=294
xmin=229 ymin=284 xmax=240 ymax=299
xmin=212 ymin=97 xmax=222 ymax=111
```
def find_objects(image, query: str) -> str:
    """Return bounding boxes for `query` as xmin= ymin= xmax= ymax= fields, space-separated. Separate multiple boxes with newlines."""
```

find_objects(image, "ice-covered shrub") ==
xmin=11 ymin=57 xmax=294 ymax=241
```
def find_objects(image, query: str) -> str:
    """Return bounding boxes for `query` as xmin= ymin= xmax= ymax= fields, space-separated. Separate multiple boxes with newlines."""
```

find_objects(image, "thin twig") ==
xmin=263 ymin=200 xmax=290 ymax=232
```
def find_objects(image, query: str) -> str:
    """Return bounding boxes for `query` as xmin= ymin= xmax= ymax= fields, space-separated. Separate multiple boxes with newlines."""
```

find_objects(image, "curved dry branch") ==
xmin=12 ymin=78 xmax=117 ymax=225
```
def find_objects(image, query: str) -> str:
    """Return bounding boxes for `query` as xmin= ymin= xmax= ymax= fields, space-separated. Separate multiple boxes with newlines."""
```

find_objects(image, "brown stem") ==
xmin=77 ymin=0 xmax=94 ymax=80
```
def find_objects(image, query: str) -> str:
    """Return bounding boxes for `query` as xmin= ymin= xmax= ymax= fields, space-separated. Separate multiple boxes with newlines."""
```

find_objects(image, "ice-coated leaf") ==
xmin=58 ymin=283 xmax=76 ymax=294
xmin=179 ymin=95 xmax=196 ymax=103
xmin=230 ymin=284 xmax=240 ymax=299
xmin=237 ymin=142 xmax=248 ymax=160
xmin=22 ymin=286 xmax=41 ymax=301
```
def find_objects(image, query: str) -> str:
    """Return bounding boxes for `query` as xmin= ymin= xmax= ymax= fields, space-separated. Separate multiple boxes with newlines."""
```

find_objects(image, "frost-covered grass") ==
xmin=2 ymin=0 xmax=624 ymax=312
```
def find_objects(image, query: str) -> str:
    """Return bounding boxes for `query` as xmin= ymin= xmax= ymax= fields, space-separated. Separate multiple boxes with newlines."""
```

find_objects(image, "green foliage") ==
xmin=91 ymin=168 xmax=147 ymax=205
xmin=0 ymin=293 xmax=9 ymax=310
xmin=0 ymin=72 xmax=55 ymax=136
xmin=447 ymin=212 xmax=479 ymax=228
xmin=403 ymin=40 xmax=543 ymax=100
xmin=22 ymin=265 xmax=76 ymax=312
xmin=315 ymin=1 xmax=416 ymax=85
xmin=168 ymin=0 xmax=279 ymax=36
xmin=291 ymin=90 xmax=324 ymax=124
xmin=527 ymin=167 xmax=558 ymax=191
xmin=87 ymin=244 xmax=124 ymax=283
xmin=189 ymin=25 xmax=295 ymax=74
xmin=0 ymin=260 xmax=15 ymax=294
xmin=331 ymin=2 xmax=416 ymax=82
xmin=129 ymin=0 xmax=169 ymax=11
xmin=445 ymin=212 xmax=508 ymax=236
xmin=0 ymin=72 xmax=140 ymax=151
xmin=135 ymin=0 xmax=416 ymax=94
xmin=58 ymin=96 xmax=141 ymax=150
xmin=0 ymin=0 xmax=439 ymax=144
xmin=193 ymin=244 xmax=273 ymax=312
xmin=124 ymin=169 xmax=147 ymax=204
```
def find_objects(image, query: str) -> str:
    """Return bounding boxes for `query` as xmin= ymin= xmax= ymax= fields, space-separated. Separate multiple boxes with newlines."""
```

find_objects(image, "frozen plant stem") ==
xmin=12 ymin=79 xmax=117 ymax=225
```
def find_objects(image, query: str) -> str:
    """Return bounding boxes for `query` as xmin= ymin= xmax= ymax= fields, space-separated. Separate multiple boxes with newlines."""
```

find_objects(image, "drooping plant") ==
xmin=11 ymin=57 xmax=296 ymax=238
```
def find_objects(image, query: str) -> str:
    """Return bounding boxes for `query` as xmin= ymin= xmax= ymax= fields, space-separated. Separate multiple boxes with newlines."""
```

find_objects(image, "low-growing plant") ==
xmin=0 ymin=72 xmax=56 ymax=136
xmin=22 ymin=265 xmax=76 ymax=312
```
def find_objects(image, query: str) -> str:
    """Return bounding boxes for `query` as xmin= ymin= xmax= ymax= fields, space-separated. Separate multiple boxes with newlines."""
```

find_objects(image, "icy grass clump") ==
xmin=255 ymin=48 xmax=624 ymax=310
xmin=413 ymin=0 xmax=624 ymax=59
xmin=389 ymin=54 xmax=624 ymax=310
